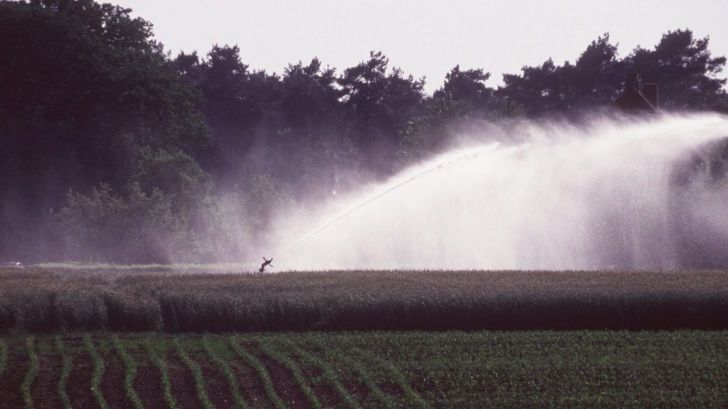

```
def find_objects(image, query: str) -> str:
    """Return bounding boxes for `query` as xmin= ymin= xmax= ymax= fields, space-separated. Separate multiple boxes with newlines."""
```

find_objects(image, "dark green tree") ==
xmin=0 ymin=0 xmax=208 ymax=260
xmin=433 ymin=65 xmax=495 ymax=117
xmin=628 ymin=29 xmax=727 ymax=111
xmin=338 ymin=51 xmax=426 ymax=173
xmin=274 ymin=59 xmax=345 ymax=196
xmin=565 ymin=34 xmax=625 ymax=107
xmin=185 ymin=45 xmax=282 ymax=182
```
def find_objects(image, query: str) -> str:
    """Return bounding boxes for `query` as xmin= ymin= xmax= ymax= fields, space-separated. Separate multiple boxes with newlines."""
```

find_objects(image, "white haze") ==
xmin=268 ymin=114 xmax=728 ymax=270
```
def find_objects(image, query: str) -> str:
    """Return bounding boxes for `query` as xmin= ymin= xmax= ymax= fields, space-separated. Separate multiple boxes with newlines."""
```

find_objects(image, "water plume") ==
xmin=272 ymin=114 xmax=728 ymax=270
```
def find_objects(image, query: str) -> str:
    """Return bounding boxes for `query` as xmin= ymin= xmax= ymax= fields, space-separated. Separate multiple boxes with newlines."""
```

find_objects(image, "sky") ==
xmin=115 ymin=0 xmax=728 ymax=93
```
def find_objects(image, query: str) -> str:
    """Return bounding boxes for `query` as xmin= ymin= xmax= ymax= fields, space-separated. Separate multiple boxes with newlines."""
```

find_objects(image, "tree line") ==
xmin=1 ymin=0 xmax=727 ymax=263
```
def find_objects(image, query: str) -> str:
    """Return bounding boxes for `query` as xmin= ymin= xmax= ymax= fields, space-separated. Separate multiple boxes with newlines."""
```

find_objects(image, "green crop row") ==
xmin=144 ymin=337 xmax=179 ymax=409
xmin=83 ymin=334 xmax=110 ymax=409
xmin=21 ymin=336 xmax=38 ymax=409
xmin=54 ymin=336 xmax=73 ymax=409
xmin=112 ymin=335 xmax=145 ymax=409
xmin=1 ymin=332 xmax=727 ymax=408
xmin=174 ymin=338 xmax=216 ymax=409
xmin=257 ymin=339 xmax=322 ymax=409
xmin=307 ymin=335 xmax=396 ymax=409
xmin=202 ymin=335 xmax=249 ymax=409
xmin=229 ymin=337 xmax=288 ymax=409
xmin=280 ymin=336 xmax=361 ymax=409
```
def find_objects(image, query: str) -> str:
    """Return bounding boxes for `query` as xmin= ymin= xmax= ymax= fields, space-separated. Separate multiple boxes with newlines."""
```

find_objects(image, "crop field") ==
xmin=0 ymin=331 xmax=727 ymax=409
xmin=3 ymin=267 xmax=727 ymax=407
xmin=2 ymin=267 xmax=728 ymax=332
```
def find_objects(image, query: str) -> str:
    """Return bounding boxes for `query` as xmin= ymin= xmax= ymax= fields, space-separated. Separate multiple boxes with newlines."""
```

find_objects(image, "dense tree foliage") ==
xmin=0 ymin=0 xmax=209 ymax=261
xmin=630 ymin=30 xmax=727 ymax=111
xmin=1 ymin=0 xmax=726 ymax=262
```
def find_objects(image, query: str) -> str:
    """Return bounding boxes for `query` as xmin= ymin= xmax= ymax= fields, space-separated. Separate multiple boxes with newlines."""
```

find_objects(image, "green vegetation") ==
xmin=3 ymin=267 xmax=728 ymax=332
xmin=308 ymin=335 xmax=395 ymax=409
xmin=54 ymin=336 xmax=73 ymax=409
xmin=281 ymin=337 xmax=360 ymax=409
xmin=356 ymin=348 xmax=430 ymax=409
xmin=112 ymin=335 xmax=145 ymax=409
xmin=144 ymin=337 xmax=179 ymax=409
xmin=174 ymin=338 xmax=216 ymax=409
xmin=258 ymin=340 xmax=323 ymax=409
xmin=0 ymin=332 xmax=726 ymax=408
xmin=21 ymin=336 xmax=38 ymax=409
xmin=229 ymin=337 xmax=287 ymax=409
xmin=84 ymin=334 xmax=110 ymax=409
xmin=202 ymin=335 xmax=249 ymax=409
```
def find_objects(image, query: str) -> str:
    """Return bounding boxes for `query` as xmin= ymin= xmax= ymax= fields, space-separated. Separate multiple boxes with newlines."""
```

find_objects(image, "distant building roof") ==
xmin=615 ymin=73 xmax=659 ymax=113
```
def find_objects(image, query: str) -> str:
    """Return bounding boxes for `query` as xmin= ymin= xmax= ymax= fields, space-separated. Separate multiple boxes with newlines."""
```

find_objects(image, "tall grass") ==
xmin=3 ymin=268 xmax=728 ymax=332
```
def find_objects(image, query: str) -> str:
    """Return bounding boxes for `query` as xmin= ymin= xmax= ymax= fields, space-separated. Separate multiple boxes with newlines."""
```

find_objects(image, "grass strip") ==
xmin=202 ymin=335 xmax=249 ymax=409
xmin=173 ymin=338 xmax=216 ymax=409
xmin=257 ymin=338 xmax=322 ymax=409
xmin=229 ymin=336 xmax=287 ymax=409
xmin=112 ymin=335 xmax=145 ymax=409
xmin=0 ymin=339 xmax=7 ymax=376
xmin=55 ymin=336 xmax=73 ymax=409
xmin=309 ymin=337 xmax=394 ymax=409
xmin=83 ymin=334 xmax=110 ymax=409
xmin=21 ymin=336 xmax=39 ymax=409
xmin=144 ymin=337 xmax=179 ymax=409
xmin=356 ymin=348 xmax=430 ymax=409
xmin=281 ymin=336 xmax=360 ymax=409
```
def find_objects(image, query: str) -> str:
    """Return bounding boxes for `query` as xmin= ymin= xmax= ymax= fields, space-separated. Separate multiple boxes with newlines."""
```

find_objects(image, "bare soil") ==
xmin=65 ymin=346 xmax=96 ymax=409
xmin=99 ymin=348 xmax=132 ymax=409
xmin=0 ymin=338 xmax=27 ymax=409
xmin=31 ymin=346 xmax=63 ymax=409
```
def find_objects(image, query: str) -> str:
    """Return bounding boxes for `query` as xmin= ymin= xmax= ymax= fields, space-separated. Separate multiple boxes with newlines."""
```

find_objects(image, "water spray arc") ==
xmin=276 ymin=145 xmax=498 ymax=258
xmin=272 ymin=114 xmax=728 ymax=270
